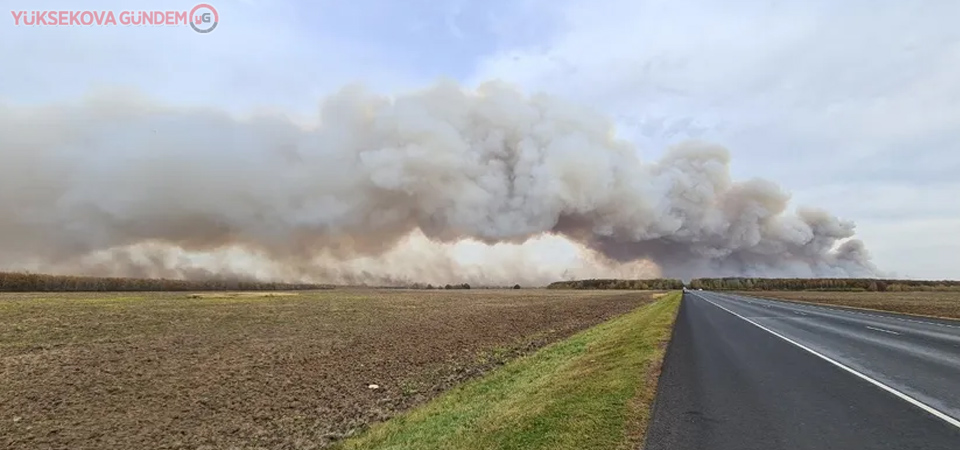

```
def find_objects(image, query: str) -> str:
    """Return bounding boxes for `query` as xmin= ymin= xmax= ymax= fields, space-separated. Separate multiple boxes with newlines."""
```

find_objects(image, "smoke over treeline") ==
xmin=546 ymin=279 xmax=686 ymax=290
xmin=0 ymin=271 xmax=331 ymax=292
xmin=0 ymin=80 xmax=880 ymax=285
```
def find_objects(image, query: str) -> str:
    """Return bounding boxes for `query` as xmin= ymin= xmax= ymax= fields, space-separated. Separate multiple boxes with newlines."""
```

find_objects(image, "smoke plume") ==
xmin=0 ymin=80 xmax=880 ymax=285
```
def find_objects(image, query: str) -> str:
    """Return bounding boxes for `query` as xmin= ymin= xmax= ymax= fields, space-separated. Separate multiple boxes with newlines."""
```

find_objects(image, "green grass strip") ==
xmin=334 ymin=291 xmax=682 ymax=450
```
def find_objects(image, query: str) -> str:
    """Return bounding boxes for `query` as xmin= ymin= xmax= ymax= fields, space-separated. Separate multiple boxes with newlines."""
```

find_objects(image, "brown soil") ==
xmin=0 ymin=289 xmax=655 ymax=450
xmin=736 ymin=290 xmax=960 ymax=320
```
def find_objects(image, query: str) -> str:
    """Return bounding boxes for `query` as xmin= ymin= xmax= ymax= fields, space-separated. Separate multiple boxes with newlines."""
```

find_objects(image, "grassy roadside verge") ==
xmin=332 ymin=291 xmax=682 ymax=450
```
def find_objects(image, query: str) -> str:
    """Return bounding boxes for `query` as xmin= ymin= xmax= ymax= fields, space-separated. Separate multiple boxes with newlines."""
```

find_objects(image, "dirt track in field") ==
xmin=737 ymin=290 xmax=960 ymax=319
xmin=0 ymin=289 xmax=655 ymax=450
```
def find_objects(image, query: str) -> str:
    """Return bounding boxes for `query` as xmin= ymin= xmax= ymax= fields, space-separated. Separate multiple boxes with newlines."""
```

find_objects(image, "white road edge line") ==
xmin=689 ymin=292 xmax=960 ymax=430
xmin=866 ymin=326 xmax=902 ymax=336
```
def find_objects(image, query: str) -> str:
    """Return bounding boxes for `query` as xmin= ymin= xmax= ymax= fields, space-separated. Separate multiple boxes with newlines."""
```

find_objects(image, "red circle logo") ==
xmin=189 ymin=4 xmax=218 ymax=33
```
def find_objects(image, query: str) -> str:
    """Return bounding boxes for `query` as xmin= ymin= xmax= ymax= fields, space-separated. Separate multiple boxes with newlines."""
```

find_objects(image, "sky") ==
xmin=2 ymin=0 xmax=959 ymax=280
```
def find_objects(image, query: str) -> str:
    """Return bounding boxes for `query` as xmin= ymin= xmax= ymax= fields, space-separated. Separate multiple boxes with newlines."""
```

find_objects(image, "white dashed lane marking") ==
xmin=866 ymin=326 xmax=902 ymax=336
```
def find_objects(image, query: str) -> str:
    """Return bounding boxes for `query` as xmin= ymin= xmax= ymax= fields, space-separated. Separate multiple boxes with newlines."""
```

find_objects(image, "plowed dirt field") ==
xmin=0 ymin=289 xmax=656 ymax=449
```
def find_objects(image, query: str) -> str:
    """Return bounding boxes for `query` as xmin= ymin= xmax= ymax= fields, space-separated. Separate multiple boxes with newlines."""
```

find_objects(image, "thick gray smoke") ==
xmin=0 ymin=80 xmax=880 ymax=284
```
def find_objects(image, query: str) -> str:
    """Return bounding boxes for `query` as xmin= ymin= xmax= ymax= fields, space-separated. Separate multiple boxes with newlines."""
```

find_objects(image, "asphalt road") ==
xmin=643 ymin=290 xmax=960 ymax=450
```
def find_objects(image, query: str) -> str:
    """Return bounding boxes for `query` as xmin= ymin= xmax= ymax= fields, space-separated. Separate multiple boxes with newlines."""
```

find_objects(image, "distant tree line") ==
xmin=543 ymin=277 xmax=960 ymax=292
xmin=546 ymin=279 xmax=685 ymax=290
xmin=688 ymin=278 xmax=960 ymax=292
xmin=310 ymin=282 xmax=523 ymax=290
xmin=403 ymin=283 xmax=473 ymax=290
xmin=401 ymin=283 xmax=529 ymax=289
xmin=6 ymin=271 xmax=957 ymax=293
xmin=0 ymin=272 xmax=333 ymax=292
